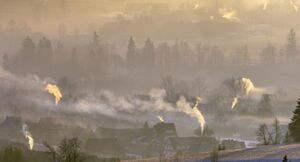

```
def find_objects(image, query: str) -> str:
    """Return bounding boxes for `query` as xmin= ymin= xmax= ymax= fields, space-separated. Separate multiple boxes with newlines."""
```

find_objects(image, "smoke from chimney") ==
xmin=22 ymin=123 xmax=34 ymax=150
xmin=45 ymin=84 xmax=62 ymax=105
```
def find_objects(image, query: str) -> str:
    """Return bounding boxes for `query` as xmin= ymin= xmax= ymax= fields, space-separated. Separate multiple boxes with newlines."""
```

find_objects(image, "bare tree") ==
xmin=256 ymin=124 xmax=269 ymax=145
xmin=44 ymin=142 xmax=57 ymax=162
xmin=210 ymin=149 xmax=219 ymax=162
xmin=161 ymin=76 xmax=178 ymax=103
xmin=272 ymin=118 xmax=281 ymax=144
xmin=44 ymin=138 xmax=84 ymax=162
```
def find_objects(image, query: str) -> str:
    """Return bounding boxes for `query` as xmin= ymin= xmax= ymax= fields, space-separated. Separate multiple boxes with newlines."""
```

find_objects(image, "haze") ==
xmin=0 ymin=0 xmax=300 ymax=161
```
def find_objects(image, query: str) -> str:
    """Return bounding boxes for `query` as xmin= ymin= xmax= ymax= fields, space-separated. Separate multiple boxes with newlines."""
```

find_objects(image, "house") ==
xmin=0 ymin=116 xmax=22 ymax=129
xmin=0 ymin=139 xmax=26 ymax=150
xmin=153 ymin=122 xmax=177 ymax=139
xmin=97 ymin=127 xmax=147 ymax=142
xmin=96 ymin=122 xmax=178 ymax=158
xmin=221 ymin=139 xmax=246 ymax=150
xmin=30 ymin=117 xmax=91 ymax=145
xmin=0 ymin=116 xmax=23 ymax=141
xmin=85 ymin=138 xmax=124 ymax=158
xmin=168 ymin=137 xmax=218 ymax=153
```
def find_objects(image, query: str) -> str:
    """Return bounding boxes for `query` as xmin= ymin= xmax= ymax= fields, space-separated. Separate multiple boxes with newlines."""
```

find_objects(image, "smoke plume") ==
xmin=22 ymin=123 xmax=34 ymax=150
xmin=231 ymin=97 xmax=239 ymax=110
xmin=45 ymin=84 xmax=62 ymax=105
xmin=176 ymin=96 xmax=206 ymax=133
xmin=0 ymin=67 xmax=206 ymax=134
xmin=289 ymin=0 xmax=299 ymax=12
xmin=263 ymin=0 xmax=269 ymax=10
xmin=157 ymin=116 xmax=165 ymax=122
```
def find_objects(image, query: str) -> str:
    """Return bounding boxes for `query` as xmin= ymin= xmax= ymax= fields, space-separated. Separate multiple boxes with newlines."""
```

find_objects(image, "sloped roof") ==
xmin=153 ymin=122 xmax=177 ymax=137
xmin=0 ymin=116 xmax=22 ymax=130
xmin=169 ymin=136 xmax=218 ymax=153
xmin=170 ymin=137 xmax=216 ymax=146
xmin=85 ymin=138 xmax=123 ymax=155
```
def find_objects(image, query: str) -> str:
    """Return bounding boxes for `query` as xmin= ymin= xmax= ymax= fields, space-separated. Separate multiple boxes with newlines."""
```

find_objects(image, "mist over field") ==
xmin=1 ymin=0 xmax=300 ymax=161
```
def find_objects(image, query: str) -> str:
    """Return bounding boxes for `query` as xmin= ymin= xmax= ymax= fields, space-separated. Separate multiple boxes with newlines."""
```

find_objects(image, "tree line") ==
xmin=2 ymin=29 xmax=299 ymax=81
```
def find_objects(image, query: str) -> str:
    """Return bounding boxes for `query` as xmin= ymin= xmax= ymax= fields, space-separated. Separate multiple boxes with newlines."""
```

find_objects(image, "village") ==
xmin=0 ymin=115 xmax=246 ymax=161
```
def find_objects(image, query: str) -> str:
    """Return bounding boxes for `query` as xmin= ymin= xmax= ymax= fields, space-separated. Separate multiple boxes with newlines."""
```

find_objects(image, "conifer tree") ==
xmin=286 ymin=28 xmax=298 ymax=60
xmin=288 ymin=99 xmax=300 ymax=142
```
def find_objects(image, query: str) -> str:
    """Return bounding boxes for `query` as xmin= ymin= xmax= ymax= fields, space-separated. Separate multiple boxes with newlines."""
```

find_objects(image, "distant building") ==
xmin=95 ymin=123 xmax=219 ymax=157
xmin=0 ymin=139 xmax=26 ymax=150
xmin=95 ymin=122 xmax=178 ymax=158
xmin=0 ymin=116 xmax=23 ymax=141
xmin=221 ymin=139 xmax=246 ymax=150
xmin=85 ymin=138 xmax=123 ymax=158
xmin=153 ymin=122 xmax=177 ymax=139
xmin=97 ymin=127 xmax=147 ymax=142
xmin=168 ymin=137 xmax=218 ymax=153
xmin=0 ymin=116 xmax=22 ymax=130
xmin=30 ymin=117 xmax=91 ymax=145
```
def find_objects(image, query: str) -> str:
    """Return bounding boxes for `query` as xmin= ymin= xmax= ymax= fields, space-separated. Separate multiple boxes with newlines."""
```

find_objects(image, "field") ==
xmin=124 ymin=144 xmax=300 ymax=162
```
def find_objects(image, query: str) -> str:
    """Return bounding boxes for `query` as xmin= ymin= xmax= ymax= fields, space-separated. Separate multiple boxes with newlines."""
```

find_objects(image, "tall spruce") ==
xmin=286 ymin=28 xmax=298 ymax=60
xmin=126 ymin=36 xmax=136 ymax=67
xmin=288 ymin=99 xmax=300 ymax=142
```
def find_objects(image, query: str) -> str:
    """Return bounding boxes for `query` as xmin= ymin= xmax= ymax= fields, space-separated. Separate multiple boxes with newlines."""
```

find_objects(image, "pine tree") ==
xmin=92 ymin=31 xmax=99 ymax=48
xmin=172 ymin=42 xmax=180 ymax=69
xmin=144 ymin=121 xmax=149 ymax=129
xmin=22 ymin=36 xmax=35 ymax=55
xmin=286 ymin=28 xmax=298 ymax=60
xmin=284 ymin=131 xmax=292 ymax=144
xmin=143 ymin=38 xmax=155 ymax=68
xmin=288 ymin=99 xmax=300 ymax=142
xmin=156 ymin=42 xmax=171 ymax=73
xmin=69 ymin=47 xmax=79 ymax=79
xmin=126 ymin=36 xmax=136 ymax=67
xmin=2 ymin=54 xmax=9 ymax=70
xmin=256 ymin=94 xmax=274 ymax=117
xmin=195 ymin=43 xmax=206 ymax=66
xmin=261 ymin=43 xmax=276 ymax=64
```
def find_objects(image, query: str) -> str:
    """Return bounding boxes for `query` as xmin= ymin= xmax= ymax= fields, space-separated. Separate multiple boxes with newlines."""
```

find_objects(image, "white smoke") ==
xmin=176 ymin=96 xmax=206 ymax=133
xmin=157 ymin=116 xmax=165 ymax=122
xmin=22 ymin=123 xmax=34 ymax=150
xmin=237 ymin=77 xmax=267 ymax=96
xmin=219 ymin=9 xmax=240 ymax=21
xmin=0 ymin=66 xmax=205 ymax=133
xmin=263 ymin=0 xmax=269 ymax=10
xmin=231 ymin=77 xmax=267 ymax=110
xmin=194 ymin=4 xmax=200 ymax=10
xmin=231 ymin=97 xmax=239 ymax=110
xmin=218 ymin=77 xmax=268 ymax=110
xmin=70 ymin=88 xmax=205 ymax=132
xmin=240 ymin=0 xmax=300 ymax=11
xmin=289 ymin=0 xmax=299 ymax=12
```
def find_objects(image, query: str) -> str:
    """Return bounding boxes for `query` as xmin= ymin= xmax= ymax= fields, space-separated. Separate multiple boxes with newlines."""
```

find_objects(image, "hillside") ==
xmin=124 ymin=144 xmax=300 ymax=162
